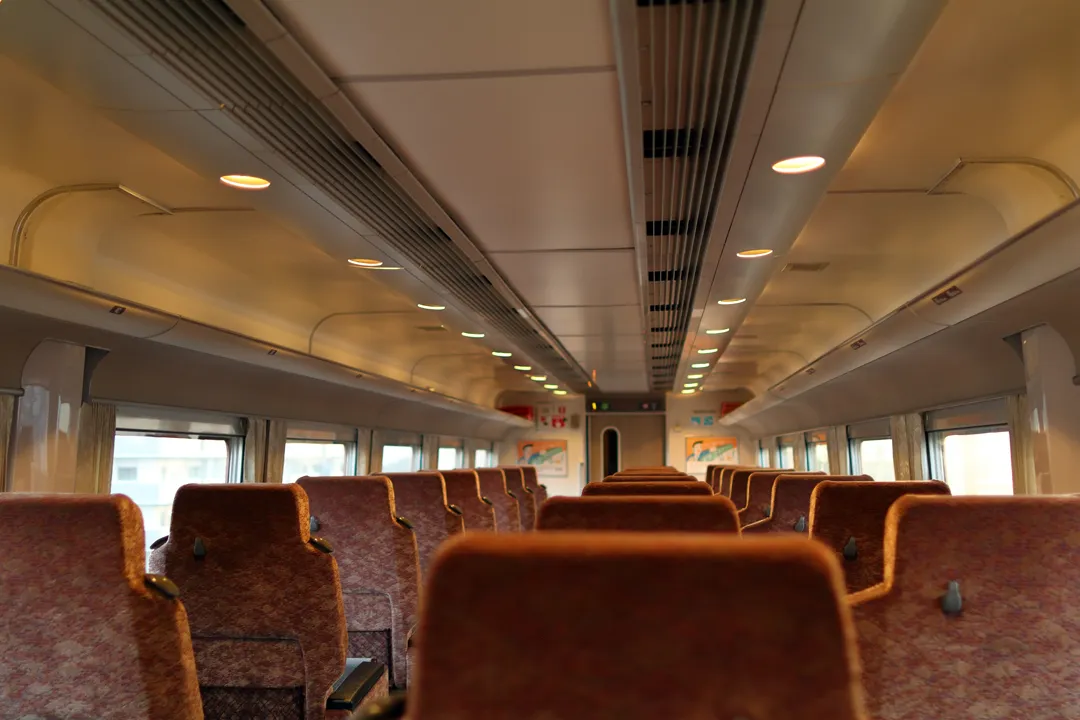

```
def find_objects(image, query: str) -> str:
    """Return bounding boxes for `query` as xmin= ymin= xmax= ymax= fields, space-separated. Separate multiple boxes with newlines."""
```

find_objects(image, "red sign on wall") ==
xmin=498 ymin=405 xmax=535 ymax=422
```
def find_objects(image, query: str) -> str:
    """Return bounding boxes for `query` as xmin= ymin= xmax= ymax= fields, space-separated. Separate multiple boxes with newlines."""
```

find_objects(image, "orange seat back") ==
xmin=475 ymin=468 xmax=522 ymax=532
xmin=742 ymin=475 xmax=868 ymax=534
xmin=582 ymin=481 xmax=713 ymax=496
xmin=538 ymin=496 xmax=740 ymax=533
xmin=381 ymin=473 xmax=465 ymax=578
xmin=501 ymin=467 xmax=537 ymax=529
xmin=441 ymin=470 xmax=498 ymax=532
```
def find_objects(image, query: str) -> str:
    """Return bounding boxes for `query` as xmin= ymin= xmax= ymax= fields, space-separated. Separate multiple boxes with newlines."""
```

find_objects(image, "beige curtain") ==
xmin=265 ymin=419 xmax=287 ymax=483
xmin=75 ymin=402 xmax=116 ymax=495
xmin=0 ymin=394 xmax=14 ymax=492
xmin=244 ymin=418 xmax=288 ymax=483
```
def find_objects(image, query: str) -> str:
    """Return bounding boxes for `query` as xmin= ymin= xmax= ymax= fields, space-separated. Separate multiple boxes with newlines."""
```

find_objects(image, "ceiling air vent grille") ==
xmin=783 ymin=261 xmax=830 ymax=273
xmin=636 ymin=0 xmax=764 ymax=389
xmin=86 ymin=0 xmax=590 ymax=392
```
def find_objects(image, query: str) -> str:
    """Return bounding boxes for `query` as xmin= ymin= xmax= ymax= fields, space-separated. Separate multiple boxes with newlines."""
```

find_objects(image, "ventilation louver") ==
xmin=86 ymin=0 xmax=590 ymax=392
xmin=636 ymin=0 xmax=763 ymax=389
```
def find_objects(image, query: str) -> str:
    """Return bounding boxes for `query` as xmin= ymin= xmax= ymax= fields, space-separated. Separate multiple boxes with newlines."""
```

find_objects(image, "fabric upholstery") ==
xmin=582 ymin=481 xmax=713 ymax=496
xmin=719 ymin=467 xmax=738 ymax=496
xmin=537 ymin=496 xmax=740 ymax=533
xmin=601 ymin=474 xmax=692 ymax=482
xmin=537 ymin=484 xmax=549 ymax=506
xmin=705 ymin=465 xmax=723 ymax=493
xmin=323 ymin=670 xmax=389 ymax=720
xmin=149 ymin=483 xmax=347 ymax=719
xmin=0 ymin=494 xmax=203 ymax=719
xmin=739 ymin=471 xmax=819 ymax=526
xmin=475 ymin=468 xmax=522 ymax=532
xmin=501 ymin=467 xmax=537 ymax=530
xmin=380 ymin=473 xmax=465 ymax=578
xmin=412 ymin=533 xmax=866 ymax=719
xmin=743 ymin=475 xmax=868 ymax=534
xmin=851 ymin=495 xmax=1080 ymax=720
xmin=809 ymin=481 xmax=951 ymax=593
xmin=297 ymin=477 xmax=420 ymax=688
xmin=611 ymin=466 xmax=681 ymax=475
xmin=440 ymin=470 xmax=497 ymax=532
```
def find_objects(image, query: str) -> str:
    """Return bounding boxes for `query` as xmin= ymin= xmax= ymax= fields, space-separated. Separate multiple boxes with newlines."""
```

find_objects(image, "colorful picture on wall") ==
xmin=517 ymin=439 xmax=569 ymax=477
xmin=685 ymin=437 xmax=738 ymax=476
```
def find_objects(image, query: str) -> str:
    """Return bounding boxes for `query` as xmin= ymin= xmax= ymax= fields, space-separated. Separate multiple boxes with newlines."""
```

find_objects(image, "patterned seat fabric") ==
xmin=0 ymin=494 xmax=203 ymax=719
xmin=412 ymin=533 xmax=865 ymax=719
xmin=611 ymin=466 xmax=683 ymax=476
xmin=380 ymin=473 xmax=465 ymax=578
xmin=501 ymin=467 xmax=537 ymax=530
xmin=520 ymin=466 xmax=544 ymax=508
xmin=441 ymin=470 xmax=498 ymax=532
xmin=537 ymin=484 xmax=550 ymax=506
xmin=601 ymin=474 xmax=692 ymax=482
xmin=742 ymin=475 xmax=868 ymax=534
xmin=537 ymin=496 xmax=740 ymax=533
xmin=851 ymin=495 xmax=1080 ymax=720
xmin=809 ymin=480 xmax=951 ymax=593
xmin=582 ymin=481 xmax=713 ymax=496
xmin=149 ymin=484 xmax=352 ymax=719
xmin=705 ymin=465 xmax=724 ymax=493
xmin=297 ymin=476 xmax=421 ymax=688
xmin=475 ymin=468 xmax=522 ymax=532
xmin=719 ymin=467 xmax=738 ymax=497
xmin=738 ymin=471 xmax=820 ymax=526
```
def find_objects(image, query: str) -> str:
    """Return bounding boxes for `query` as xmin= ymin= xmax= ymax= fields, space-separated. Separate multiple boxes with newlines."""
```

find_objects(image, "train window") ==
xmin=283 ymin=441 xmax=349 ymax=482
xmin=474 ymin=446 xmax=493 ymax=468
xmin=925 ymin=399 xmax=1012 ymax=494
xmin=852 ymin=439 xmax=895 ymax=481
xmin=758 ymin=442 xmax=769 ymax=468
xmin=805 ymin=430 xmax=830 ymax=473
xmin=437 ymin=445 xmax=463 ymax=470
xmin=777 ymin=439 xmax=795 ymax=469
xmin=381 ymin=445 xmax=418 ymax=472
xmin=112 ymin=434 xmax=232 ymax=551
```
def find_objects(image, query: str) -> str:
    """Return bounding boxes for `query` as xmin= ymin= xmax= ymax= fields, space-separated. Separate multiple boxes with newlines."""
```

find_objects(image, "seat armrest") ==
xmin=327 ymin=659 xmax=386 ymax=711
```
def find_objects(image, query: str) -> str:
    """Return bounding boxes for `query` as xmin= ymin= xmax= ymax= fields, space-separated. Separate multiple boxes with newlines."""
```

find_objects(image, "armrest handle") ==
xmin=327 ymin=660 xmax=386 ymax=711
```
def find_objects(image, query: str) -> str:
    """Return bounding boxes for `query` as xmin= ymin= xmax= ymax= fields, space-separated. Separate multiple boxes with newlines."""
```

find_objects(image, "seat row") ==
xmin=0 ymin=465 xmax=540 ymax=720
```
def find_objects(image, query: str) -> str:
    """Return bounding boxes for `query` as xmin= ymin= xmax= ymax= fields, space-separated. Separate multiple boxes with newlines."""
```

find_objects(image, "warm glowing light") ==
xmin=736 ymin=249 xmax=773 ymax=258
xmin=691 ymin=362 xmax=710 ymax=369
xmin=718 ymin=298 xmax=746 ymax=305
xmin=554 ymin=390 xmax=568 ymax=396
xmin=688 ymin=374 xmax=704 ymax=380
xmin=514 ymin=365 xmax=532 ymax=371
xmin=461 ymin=332 xmax=485 ymax=338
xmin=771 ymin=156 xmax=826 ymax=174
xmin=530 ymin=375 xmax=548 ymax=382
xmin=417 ymin=303 xmax=445 ymax=311
xmin=219 ymin=174 xmax=271 ymax=190
xmin=681 ymin=389 xmax=696 ymax=394
xmin=544 ymin=384 xmax=558 ymax=390
xmin=348 ymin=258 xmax=384 ymax=267
xmin=697 ymin=348 xmax=718 ymax=355
xmin=492 ymin=351 xmax=512 ymax=358
xmin=684 ymin=383 xmax=699 ymax=388
xmin=705 ymin=328 xmax=730 ymax=335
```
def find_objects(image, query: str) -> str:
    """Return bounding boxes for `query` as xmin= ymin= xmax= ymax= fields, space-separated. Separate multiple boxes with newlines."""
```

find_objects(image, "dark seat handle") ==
xmin=447 ymin=504 xmax=464 ymax=516
xmin=480 ymin=496 xmax=494 ymax=506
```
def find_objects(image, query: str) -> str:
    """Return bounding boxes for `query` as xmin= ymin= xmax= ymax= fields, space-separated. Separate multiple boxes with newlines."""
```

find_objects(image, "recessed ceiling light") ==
xmin=736 ymin=249 xmax=773 ymax=258
xmin=705 ymin=328 xmax=730 ymax=335
xmin=219 ymin=174 xmax=271 ymax=190
xmin=348 ymin=258 xmax=384 ymax=268
xmin=492 ymin=351 xmax=512 ymax=358
xmin=461 ymin=332 xmax=485 ymax=338
xmin=688 ymin=374 xmax=704 ymax=380
xmin=697 ymin=348 xmax=718 ymax=355
xmin=514 ymin=365 xmax=532 ymax=371
xmin=417 ymin=303 xmax=445 ymax=311
xmin=771 ymin=156 xmax=826 ymax=174
xmin=691 ymin=362 xmax=710 ymax=369
xmin=544 ymin=384 xmax=558 ymax=390
xmin=553 ymin=390 xmax=568 ymax=396
xmin=530 ymin=375 xmax=548 ymax=382
xmin=681 ymin=389 xmax=696 ymax=394
xmin=718 ymin=298 xmax=746 ymax=305
xmin=364 ymin=266 xmax=402 ymax=271
xmin=684 ymin=383 xmax=699 ymax=388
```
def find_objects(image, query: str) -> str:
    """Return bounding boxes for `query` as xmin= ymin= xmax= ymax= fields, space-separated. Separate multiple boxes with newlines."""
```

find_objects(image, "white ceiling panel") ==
xmin=534 ymin=305 xmax=643 ymax=338
xmin=560 ymin=334 xmax=647 ymax=356
xmin=493 ymin=249 xmax=639 ymax=307
xmin=266 ymin=0 xmax=613 ymax=78
xmin=592 ymin=369 xmax=649 ymax=394
xmin=342 ymin=72 xmax=633 ymax=252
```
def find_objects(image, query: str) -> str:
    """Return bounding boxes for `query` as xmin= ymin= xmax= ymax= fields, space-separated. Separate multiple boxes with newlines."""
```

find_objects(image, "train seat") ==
xmin=297 ymin=476 xmax=421 ymax=689
xmin=475 ymin=468 xmax=522 ymax=532
xmin=150 ymin=484 xmax=387 ymax=719
xmin=809 ymin=480 xmax=951 ymax=593
xmin=501 ymin=467 xmax=537 ymax=530
xmin=582 ymin=480 xmax=713 ymax=496
xmin=520 ymin=465 xmax=543 ymax=504
xmin=537 ymin=483 xmax=550 ymax=506
xmin=537 ymin=496 xmax=740 ymax=533
xmin=611 ymin=466 xmax=682 ymax=475
xmin=402 ymin=533 xmax=865 ymax=719
xmin=851 ymin=495 xmax=1080 ymax=719
xmin=742 ymin=475 xmax=868 ymax=534
xmin=705 ymin=464 xmax=727 ymax=492
xmin=380 ymin=473 xmax=464 ymax=579
xmin=440 ymin=470 xmax=497 ymax=531
xmin=739 ymin=471 xmax=819 ymax=526
xmin=719 ymin=467 xmax=741 ymax=496
xmin=601 ymin=473 xmax=692 ymax=482
xmin=0 ymin=494 xmax=203 ymax=719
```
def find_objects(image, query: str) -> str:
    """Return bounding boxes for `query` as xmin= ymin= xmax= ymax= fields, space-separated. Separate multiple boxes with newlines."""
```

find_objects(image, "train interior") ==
xmin=2 ymin=0 xmax=1080 ymax=717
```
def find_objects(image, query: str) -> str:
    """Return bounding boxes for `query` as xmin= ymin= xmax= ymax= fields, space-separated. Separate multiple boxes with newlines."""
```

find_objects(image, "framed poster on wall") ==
xmin=517 ymin=439 xmax=569 ymax=477
xmin=685 ymin=437 xmax=738 ymax=477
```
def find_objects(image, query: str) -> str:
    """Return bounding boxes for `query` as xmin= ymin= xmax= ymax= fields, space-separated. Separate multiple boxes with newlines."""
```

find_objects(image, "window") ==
xmin=807 ymin=441 xmax=830 ymax=472
xmin=283 ymin=441 xmax=349 ymax=483
xmin=853 ymin=439 xmax=895 ymax=481
xmin=778 ymin=442 xmax=795 ymax=469
xmin=758 ymin=443 xmax=769 ymax=468
xmin=474 ymin=447 xmax=493 ymax=468
xmin=381 ymin=445 xmax=418 ymax=472
xmin=112 ymin=434 xmax=231 ymax=552
xmin=925 ymin=399 xmax=1013 ymax=495
xmin=437 ymin=446 xmax=462 ymax=470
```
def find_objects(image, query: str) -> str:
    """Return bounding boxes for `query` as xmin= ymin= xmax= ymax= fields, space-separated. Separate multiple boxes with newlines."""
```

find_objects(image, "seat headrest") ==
xmin=582 ymin=481 xmax=713 ymax=496
xmin=475 ymin=468 xmax=509 ymax=493
xmin=538 ymin=496 xmax=739 ymax=532
xmin=415 ymin=533 xmax=864 ymax=719
xmin=171 ymin=483 xmax=309 ymax=545
xmin=440 ymin=470 xmax=483 ymax=497
xmin=602 ymin=474 xmax=691 ymax=482
xmin=0 ymin=494 xmax=144 ymax=581
xmin=298 ymin=475 xmax=398 ymax=520
xmin=380 ymin=472 xmax=449 ymax=505
xmin=520 ymin=466 xmax=541 ymax=490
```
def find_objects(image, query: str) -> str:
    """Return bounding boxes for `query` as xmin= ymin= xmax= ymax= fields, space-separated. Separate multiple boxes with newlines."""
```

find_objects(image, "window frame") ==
xmin=804 ymin=429 xmax=830 ymax=472
xmin=285 ymin=422 xmax=360 ymax=477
